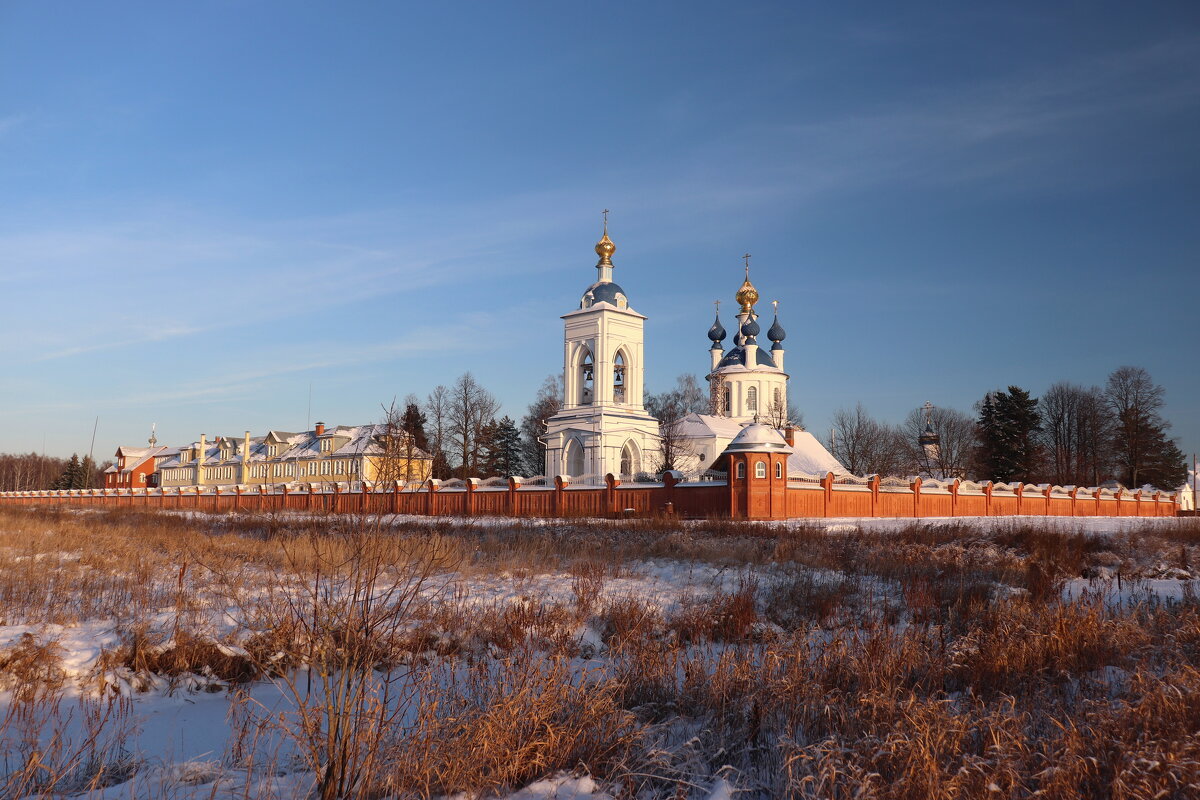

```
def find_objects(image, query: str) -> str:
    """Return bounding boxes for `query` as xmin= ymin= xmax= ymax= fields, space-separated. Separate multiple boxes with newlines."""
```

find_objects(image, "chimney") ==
xmin=315 ymin=421 xmax=325 ymax=436
xmin=784 ymin=426 xmax=796 ymax=447
xmin=196 ymin=433 xmax=207 ymax=486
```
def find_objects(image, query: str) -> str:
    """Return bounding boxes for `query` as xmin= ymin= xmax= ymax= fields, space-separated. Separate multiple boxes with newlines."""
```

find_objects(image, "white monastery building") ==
xmin=544 ymin=220 xmax=847 ymax=480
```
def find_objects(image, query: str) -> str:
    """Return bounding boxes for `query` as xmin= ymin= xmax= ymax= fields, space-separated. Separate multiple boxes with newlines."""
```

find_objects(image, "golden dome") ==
xmin=736 ymin=276 xmax=759 ymax=312
xmin=595 ymin=231 xmax=615 ymax=265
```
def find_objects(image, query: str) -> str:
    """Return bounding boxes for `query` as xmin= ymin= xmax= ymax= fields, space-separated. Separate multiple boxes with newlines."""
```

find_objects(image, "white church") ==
xmin=542 ymin=219 xmax=847 ymax=481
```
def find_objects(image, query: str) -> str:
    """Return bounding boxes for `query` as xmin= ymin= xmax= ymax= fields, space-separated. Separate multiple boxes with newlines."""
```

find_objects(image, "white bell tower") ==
xmin=543 ymin=214 xmax=661 ymax=480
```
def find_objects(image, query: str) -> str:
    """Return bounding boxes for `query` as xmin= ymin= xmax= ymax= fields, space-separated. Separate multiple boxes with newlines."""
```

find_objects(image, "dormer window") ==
xmin=268 ymin=445 xmax=278 ymax=457
xmin=320 ymin=439 xmax=332 ymax=453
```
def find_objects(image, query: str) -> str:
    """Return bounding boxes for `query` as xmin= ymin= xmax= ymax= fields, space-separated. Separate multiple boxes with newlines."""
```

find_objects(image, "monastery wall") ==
xmin=0 ymin=474 xmax=1178 ymax=519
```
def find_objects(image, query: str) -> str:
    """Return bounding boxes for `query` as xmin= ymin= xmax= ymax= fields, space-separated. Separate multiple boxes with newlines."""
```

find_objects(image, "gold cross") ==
xmin=742 ymin=253 xmax=751 ymax=276
xmin=602 ymin=209 xmax=609 ymax=233
xmin=714 ymin=299 xmax=721 ymax=313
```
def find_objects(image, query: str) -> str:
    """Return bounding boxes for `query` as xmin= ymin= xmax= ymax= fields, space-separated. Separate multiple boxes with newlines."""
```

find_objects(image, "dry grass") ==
xmin=1 ymin=507 xmax=1199 ymax=797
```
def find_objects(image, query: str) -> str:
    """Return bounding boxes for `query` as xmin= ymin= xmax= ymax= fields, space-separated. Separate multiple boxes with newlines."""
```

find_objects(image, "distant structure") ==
xmin=104 ymin=421 xmax=432 ymax=489
xmin=918 ymin=401 xmax=943 ymax=479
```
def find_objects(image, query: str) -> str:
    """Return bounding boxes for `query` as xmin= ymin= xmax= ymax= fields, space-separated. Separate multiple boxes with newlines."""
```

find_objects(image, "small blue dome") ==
xmin=708 ymin=313 xmax=726 ymax=343
xmin=768 ymin=315 xmax=786 ymax=343
xmin=581 ymin=281 xmax=628 ymax=309
xmin=771 ymin=340 xmax=784 ymax=351
xmin=741 ymin=316 xmax=760 ymax=338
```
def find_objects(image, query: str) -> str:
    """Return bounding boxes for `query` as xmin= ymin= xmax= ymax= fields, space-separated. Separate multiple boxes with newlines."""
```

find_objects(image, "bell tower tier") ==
xmin=543 ymin=216 xmax=661 ymax=480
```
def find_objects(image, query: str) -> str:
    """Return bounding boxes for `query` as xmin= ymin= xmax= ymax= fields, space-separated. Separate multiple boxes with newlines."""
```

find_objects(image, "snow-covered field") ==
xmin=2 ymin=509 xmax=1199 ymax=798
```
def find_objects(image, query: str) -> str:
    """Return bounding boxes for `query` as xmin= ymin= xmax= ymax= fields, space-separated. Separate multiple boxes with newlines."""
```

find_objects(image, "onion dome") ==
xmin=708 ymin=312 xmax=727 ymax=345
xmin=919 ymin=423 xmax=940 ymax=447
xmin=735 ymin=275 xmax=759 ymax=312
xmin=768 ymin=314 xmax=786 ymax=344
xmin=595 ymin=230 xmax=615 ymax=265
xmin=740 ymin=316 xmax=760 ymax=340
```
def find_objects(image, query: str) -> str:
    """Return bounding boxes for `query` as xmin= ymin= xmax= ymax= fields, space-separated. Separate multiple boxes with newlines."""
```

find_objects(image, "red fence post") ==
xmin=821 ymin=472 xmax=833 ymax=518
xmin=984 ymin=482 xmax=993 ymax=516
xmin=465 ymin=478 xmax=478 ymax=517
xmin=951 ymin=478 xmax=960 ymax=517
xmin=605 ymin=473 xmax=620 ymax=518
xmin=427 ymin=480 xmax=438 ymax=517
xmin=508 ymin=477 xmax=520 ymax=516
xmin=1016 ymin=483 xmax=1024 ymax=516
xmin=911 ymin=477 xmax=922 ymax=518
xmin=870 ymin=475 xmax=880 ymax=517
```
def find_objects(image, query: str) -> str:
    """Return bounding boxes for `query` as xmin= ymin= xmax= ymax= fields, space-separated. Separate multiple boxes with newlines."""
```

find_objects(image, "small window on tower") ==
xmin=747 ymin=387 xmax=758 ymax=413
xmin=775 ymin=461 xmax=783 ymax=480
xmin=736 ymin=462 xmax=746 ymax=479
xmin=755 ymin=461 xmax=766 ymax=479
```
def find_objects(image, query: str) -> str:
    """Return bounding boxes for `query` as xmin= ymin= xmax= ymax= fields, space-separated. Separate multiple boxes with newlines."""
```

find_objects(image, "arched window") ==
xmin=620 ymin=441 xmax=639 ymax=478
xmin=747 ymin=386 xmax=758 ymax=413
xmin=613 ymin=351 xmax=627 ymax=404
xmin=579 ymin=349 xmax=594 ymax=405
xmin=565 ymin=438 xmax=585 ymax=477
xmin=774 ymin=387 xmax=783 ymax=414
xmin=775 ymin=461 xmax=783 ymax=480
xmin=755 ymin=461 xmax=766 ymax=479
xmin=736 ymin=462 xmax=746 ymax=479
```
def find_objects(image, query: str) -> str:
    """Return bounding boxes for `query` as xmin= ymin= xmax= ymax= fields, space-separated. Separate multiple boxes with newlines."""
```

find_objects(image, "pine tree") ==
xmin=400 ymin=401 xmax=429 ymax=453
xmin=482 ymin=416 xmax=524 ymax=478
xmin=974 ymin=387 xmax=1041 ymax=482
xmin=53 ymin=454 xmax=83 ymax=490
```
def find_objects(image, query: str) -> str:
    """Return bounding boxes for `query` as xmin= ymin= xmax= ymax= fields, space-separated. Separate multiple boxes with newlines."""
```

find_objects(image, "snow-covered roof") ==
xmin=787 ymin=430 xmax=850 ymax=477
xmin=721 ymin=423 xmax=793 ymax=454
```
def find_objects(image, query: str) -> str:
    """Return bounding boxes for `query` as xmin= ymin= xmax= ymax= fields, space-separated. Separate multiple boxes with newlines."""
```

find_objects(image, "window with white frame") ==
xmin=755 ymin=461 xmax=766 ymax=479
xmin=775 ymin=461 xmax=783 ymax=480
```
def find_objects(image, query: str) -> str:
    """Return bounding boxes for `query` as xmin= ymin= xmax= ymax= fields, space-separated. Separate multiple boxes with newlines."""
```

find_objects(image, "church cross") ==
xmin=602 ymin=208 xmax=609 ymax=233
xmin=742 ymin=253 xmax=751 ymax=276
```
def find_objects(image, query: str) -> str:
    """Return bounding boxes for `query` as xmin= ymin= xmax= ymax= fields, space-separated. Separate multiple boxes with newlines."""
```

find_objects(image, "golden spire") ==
xmin=595 ymin=208 xmax=615 ymax=266
xmin=735 ymin=252 xmax=758 ymax=312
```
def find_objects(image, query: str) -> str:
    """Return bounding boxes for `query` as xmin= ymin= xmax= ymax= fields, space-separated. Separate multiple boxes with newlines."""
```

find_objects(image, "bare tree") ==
xmin=425 ymin=385 xmax=451 ymax=479
xmin=899 ymin=405 xmax=975 ymax=480
xmin=1039 ymin=383 xmax=1113 ymax=486
xmin=766 ymin=394 xmax=804 ymax=430
xmin=826 ymin=403 xmax=905 ymax=477
xmin=645 ymin=375 xmax=703 ymax=473
xmin=448 ymin=373 xmax=500 ymax=479
xmin=1106 ymin=366 xmax=1185 ymax=488
xmin=520 ymin=375 xmax=562 ymax=477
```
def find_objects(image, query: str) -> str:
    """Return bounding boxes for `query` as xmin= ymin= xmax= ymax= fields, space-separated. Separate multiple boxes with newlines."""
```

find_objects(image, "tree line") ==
xmin=826 ymin=365 xmax=1187 ymax=490
xmin=5 ymin=365 xmax=1185 ymax=491
xmin=0 ymin=452 xmax=109 ymax=492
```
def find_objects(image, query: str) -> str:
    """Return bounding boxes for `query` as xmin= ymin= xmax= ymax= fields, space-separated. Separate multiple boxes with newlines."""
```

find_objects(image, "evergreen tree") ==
xmin=974 ymin=387 xmax=1042 ymax=482
xmin=482 ymin=416 xmax=524 ymax=478
xmin=53 ymin=454 xmax=83 ymax=490
xmin=399 ymin=399 xmax=429 ymax=452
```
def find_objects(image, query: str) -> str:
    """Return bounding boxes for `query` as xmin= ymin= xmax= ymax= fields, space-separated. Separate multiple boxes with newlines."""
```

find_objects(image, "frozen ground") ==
xmin=2 ymin=512 xmax=1197 ymax=798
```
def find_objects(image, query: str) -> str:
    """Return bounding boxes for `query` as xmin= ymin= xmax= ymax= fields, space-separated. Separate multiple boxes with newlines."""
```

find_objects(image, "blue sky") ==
xmin=2 ymin=1 xmax=1198 ymax=461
